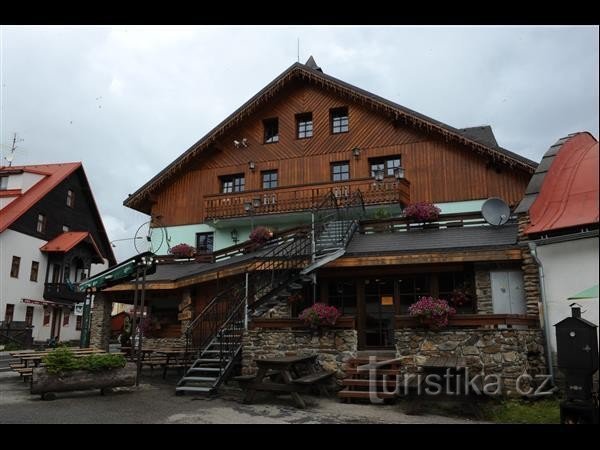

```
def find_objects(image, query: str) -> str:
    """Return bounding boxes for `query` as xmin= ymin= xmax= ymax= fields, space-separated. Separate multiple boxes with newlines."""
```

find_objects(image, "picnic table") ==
xmin=153 ymin=349 xmax=196 ymax=379
xmin=233 ymin=355 xmax=334 ymax=408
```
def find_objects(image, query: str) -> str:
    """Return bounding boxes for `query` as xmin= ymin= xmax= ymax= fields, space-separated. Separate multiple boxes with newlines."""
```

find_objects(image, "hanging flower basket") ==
xmin=403 ymin=202 xmax=441 ymax=225
xmin=408 ymin=296 xmax=456 ymax=330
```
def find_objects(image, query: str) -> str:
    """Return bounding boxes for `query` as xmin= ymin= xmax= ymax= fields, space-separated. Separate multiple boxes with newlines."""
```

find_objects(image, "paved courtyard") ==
xmin=0 ymin=370 xmax=485 ymax=424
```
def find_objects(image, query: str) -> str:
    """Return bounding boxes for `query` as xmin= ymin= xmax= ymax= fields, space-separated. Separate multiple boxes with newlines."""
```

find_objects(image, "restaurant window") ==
xmin=4 ymin=304 xmax=14 ymax=323
xmin=10 ymin=256 xmax=20 ymax=278
xmin=36 ymin=213 xmax=47 ymax=234
xmin=262 ymin=170 xmax=278 ymax=189
xmin=63 ymin=309 xmax=70 ymax=326
xmin=76 ymin=315 xmax=82 ymax=331
xmin=43 ymin=307 xmax=51 ymax=326
xmin=331 ymin=161 xmax=350 ymax=182
xmin=0 ymin=176 xmax=8 ymax=190
xmin=331 ymin=107 xmax=349 ymax=134
xmin=296 ymin=113 xmax=313 ymax=139
xmin=196 ymin=232 xmax=214 ymax=254
xmin=221 ymin=174 xmax=245 ymax=193
xmin=263 ymin=118 xmax=279 ymax=143
xmin=328 ymin=281 xmax=357 ymax=315
xmin=30 ymin=261 xmax=39 ymax=282
xmin=25 ymin=306 xmax=34 ymax=327
xmin=438 ymin=271 xmax=475 ymax=314
xmin=398 ymin=275 xmax=431 ymax=314
xmin=66 ymin=189 xmax=75 ymax=207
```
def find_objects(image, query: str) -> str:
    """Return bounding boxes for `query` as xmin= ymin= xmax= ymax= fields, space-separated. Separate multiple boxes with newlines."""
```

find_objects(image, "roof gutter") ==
xmin=527 ymin=241 xmax=555 ymax=385
xmin=527 ymin=229 xmax=598 ymax=246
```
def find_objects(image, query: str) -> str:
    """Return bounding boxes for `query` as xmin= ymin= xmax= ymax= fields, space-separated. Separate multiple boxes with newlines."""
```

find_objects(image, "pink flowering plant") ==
xmin=402 ymin=202 xmax=441 ymax=223
xmin=249 ymin=226 xmax=274 ymax=245
xmin=298 ymin=303 xmax=341 ymax=329
xmin=169 ymin=243 xmax=196 ymax=258
xmin=408 ymin=296 xmax=456 ymax=329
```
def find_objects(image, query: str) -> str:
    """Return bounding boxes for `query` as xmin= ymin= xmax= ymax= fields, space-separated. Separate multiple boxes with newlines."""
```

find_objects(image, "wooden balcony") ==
xmin=204 ymin=177 xmax=410 ymax=220
xmin=43 ymin=283 xmax=85 ymax=303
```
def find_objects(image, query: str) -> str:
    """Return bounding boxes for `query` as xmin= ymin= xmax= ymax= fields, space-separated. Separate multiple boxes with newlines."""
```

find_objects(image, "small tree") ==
xmin=169 ymin=243 xmax=196 ymax=258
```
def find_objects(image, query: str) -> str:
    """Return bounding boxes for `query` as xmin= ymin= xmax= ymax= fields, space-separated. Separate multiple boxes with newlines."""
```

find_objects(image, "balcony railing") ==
xmin=204 ymin=177 xmax=410 ymax=220
xmin=43 ymin=283 xmax=85 ymax=303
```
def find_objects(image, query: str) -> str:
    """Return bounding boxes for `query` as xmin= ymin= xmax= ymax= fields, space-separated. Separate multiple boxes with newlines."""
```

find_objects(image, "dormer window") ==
xmin=0 ymin=176 xmax=8 ymax=190
xmin=331 ymin=107 xmax=349 ymax=134
xmin=66 ymin=189 xmax=75 ymax=207
xmin=263 ymin=118 xmax=279 ymax=144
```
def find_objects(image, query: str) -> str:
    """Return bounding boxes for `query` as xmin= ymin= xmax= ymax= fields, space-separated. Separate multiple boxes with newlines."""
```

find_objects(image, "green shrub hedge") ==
xmin=43 ymin=347 xmax=126 ymax=375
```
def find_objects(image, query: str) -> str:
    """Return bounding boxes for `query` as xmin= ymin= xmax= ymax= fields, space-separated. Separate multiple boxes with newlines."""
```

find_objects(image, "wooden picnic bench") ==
xmin=233 ymin=355 xmax=334 ymax=408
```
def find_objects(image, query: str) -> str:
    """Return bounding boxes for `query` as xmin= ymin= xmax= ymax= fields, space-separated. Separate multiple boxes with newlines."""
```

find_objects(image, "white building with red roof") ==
xmin=0 ymin=163 xmax=115 ymax=344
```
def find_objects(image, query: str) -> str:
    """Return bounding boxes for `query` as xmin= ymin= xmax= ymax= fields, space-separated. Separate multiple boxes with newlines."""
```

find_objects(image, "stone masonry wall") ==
xmin=90 ymin=293 xmax=112 ymax=351
xmin=141 ymin=337 xmax=185 ymax=348
xmin=474 ymin=267 xmax=493 ymax=314
xmin=242 ymin=329 xmax=357 ymax=380
xmin=518 ymin=213 xmax=541 ymax=316
xmin=395 ymin=329 xmax=547 ymax=396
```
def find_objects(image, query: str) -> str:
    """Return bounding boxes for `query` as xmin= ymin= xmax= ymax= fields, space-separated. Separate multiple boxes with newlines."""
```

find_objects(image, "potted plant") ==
xmin=408 ymin=296 xmax=456 ymax=330
xmin=402 ymin=202 xmax=441 ymax=228
xmin=169 ymin=243 xmax=196 ymax=259
xmin=371 ymin=207 xmax=393 ymax=232
xmin=298 ymin=303 xmax=341 ymax=331
xmin=31 ymin=347 xmax=135 ymax=400
xmin=249 ymin=226 xmax=274 ymax=248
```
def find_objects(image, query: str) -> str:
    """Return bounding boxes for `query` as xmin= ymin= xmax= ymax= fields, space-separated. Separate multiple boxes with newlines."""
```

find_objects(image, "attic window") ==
xmin=296 ymin=113 xmax=313 ymax=139
xmin=0 ymin=176 xmax=8 ymax=190
xmin=66 ymin=189 xmax=75 ymax=207
xmin=263 ymin=118 xmax=279 ymax=144
xmin=331 ymin=107 xmax=349 ymax=134
xmin=36 ymin=213 xmax=47 ymax=234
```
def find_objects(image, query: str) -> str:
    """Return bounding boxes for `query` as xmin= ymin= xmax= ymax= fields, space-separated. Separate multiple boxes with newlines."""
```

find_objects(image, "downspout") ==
xmin=527 ymin=241 xmax=555 ymax=384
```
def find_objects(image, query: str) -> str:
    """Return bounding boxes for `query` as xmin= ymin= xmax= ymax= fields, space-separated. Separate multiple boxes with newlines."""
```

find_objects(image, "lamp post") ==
xmin=244 ymin=198 xmax=261 ymax=230
xmin=230 ymin=228 xmax=239 ymax=244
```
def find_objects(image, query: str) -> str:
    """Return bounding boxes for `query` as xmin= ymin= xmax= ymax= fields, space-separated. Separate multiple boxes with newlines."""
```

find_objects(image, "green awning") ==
xmin=568 ymin=285 xmax=599 ymax=300
xmin=77 ymin=251 xmax=156 ymax=292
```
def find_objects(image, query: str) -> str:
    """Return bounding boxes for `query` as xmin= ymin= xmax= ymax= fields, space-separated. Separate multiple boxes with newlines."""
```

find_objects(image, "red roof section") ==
xmin=0 ymin=163 xmax=81 ymax=233
xmin=526 ymin=132 xmax=599 ymax=234
xmin=40 ymin=231 xmax=104 ymax=261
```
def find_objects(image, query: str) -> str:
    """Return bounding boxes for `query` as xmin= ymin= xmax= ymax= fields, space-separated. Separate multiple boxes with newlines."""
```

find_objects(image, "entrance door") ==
xmin=363 ymin=278 xmax=395 ymax=348
xmin=491 ymin=270 xmax=526 ymax=314
xmin=50 ymin=307 xmax=62 ymax=340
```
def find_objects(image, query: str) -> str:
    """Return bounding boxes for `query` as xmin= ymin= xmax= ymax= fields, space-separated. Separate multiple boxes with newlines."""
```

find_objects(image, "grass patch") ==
xmin=481 ymin=398 xmax=561 ymax=424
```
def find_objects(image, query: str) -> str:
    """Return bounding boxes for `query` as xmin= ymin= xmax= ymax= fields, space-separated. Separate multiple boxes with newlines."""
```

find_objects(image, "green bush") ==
xmin=43 ymin=347 xmax=126 ymax=375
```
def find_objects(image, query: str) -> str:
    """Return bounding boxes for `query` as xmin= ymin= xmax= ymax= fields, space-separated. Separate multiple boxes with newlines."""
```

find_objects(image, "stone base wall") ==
xmin=90 ymin=294 xmax=112 ymax=351
xmin=242 ymin=329 xmax=357 ymax=380
xmin=141 ymin=337 xmax=185 ymax=348
xmin=395 ymin=329 xmax=547 ymax=396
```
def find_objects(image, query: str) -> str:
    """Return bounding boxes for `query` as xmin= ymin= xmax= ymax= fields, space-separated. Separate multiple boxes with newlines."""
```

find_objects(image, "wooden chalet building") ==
xmin=0 ymin=163 xmax=116 ymax=345
xmin=97 ymin=57 xmax=548 ymax=396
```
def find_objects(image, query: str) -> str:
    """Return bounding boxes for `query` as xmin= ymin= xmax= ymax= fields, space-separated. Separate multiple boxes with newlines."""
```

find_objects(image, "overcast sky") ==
xmin=1 ymin=25 xmax=598 ymax=262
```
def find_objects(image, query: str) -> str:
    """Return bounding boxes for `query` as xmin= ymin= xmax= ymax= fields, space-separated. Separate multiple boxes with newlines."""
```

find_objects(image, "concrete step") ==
xmin=175 ymin=386 xmax=212 ymax=393
xmin=181 ymin=376 xmax=218 ymax=382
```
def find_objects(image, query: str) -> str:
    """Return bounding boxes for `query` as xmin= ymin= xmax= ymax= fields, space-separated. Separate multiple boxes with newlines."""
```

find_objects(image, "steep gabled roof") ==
xmin=0 ymin=162 xmax=116 ymax=265
xmin=458 ymin=126 xmax=499 ymax=148
xmin=124 ymin=58 xmax=538 ymax=214
xmin=40 ymin=231 xmax=104 ymax=263
xmin=516 ymin=131 xmax=599 ymax=234
xmin=0 ymin=163 xmax=81 ymax=232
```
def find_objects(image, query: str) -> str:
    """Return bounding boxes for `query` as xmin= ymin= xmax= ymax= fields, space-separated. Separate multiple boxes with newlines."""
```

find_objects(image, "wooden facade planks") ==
xmin=149 ymin=83 xmax=532 ymax=226
xmin=326 ymin=248 xmax=523 ymax=267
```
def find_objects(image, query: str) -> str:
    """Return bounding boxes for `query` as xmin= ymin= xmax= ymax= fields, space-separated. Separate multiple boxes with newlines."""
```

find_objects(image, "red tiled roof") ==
xmin=526 ymin=132 xmax=599 ymax=234
xmin=0 ymin=163 xmax=81 ymax=233
xmin=40 ymin=231 xmax=104 ymax=261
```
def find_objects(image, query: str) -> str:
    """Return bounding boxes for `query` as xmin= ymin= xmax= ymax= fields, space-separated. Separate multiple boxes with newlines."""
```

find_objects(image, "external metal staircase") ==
xmin=175 ymin=190 xmax=365 ymax=395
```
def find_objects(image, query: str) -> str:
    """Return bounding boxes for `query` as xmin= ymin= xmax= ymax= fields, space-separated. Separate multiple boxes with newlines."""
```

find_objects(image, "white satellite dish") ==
xmin=481 ymin=197 xmax=510 ymax=226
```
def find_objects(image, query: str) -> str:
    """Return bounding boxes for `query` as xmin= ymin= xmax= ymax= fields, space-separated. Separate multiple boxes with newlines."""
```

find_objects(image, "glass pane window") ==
xmin=370 ymin=160 xmax=385 ymax=178
xmin=331 ymin=162 xmax=350 ymax=182
xmin=30 ymin=261 xmax=39 ymax=282
xmin=0 ymin=176 xmax=8 ymax=190
xmin=262 ymin=170 xmax=278 ymax=189
xmin=10 ymin=256 xmax=20 ymax=278
xmin=221 ymin=174 xmax=245 ymax=193
xmin=25 ymin=306 xmax=34 ymax=327
xmin=386 ymin=157 xmax=402 ymax=176
xmin=328 ymin=281 xmax=357 ymax=315
xmin=397 ymin=275 xmax=431 ymax=314
xmin=263 ymin=118 xmax=279 ymax=143
xmin=66 ymin=189 xmax=75 ymax=207
xmin=331 ymin=107 xmax=349 ymax=133
xmin=4 ymin=304 xmax=14 ymax=323
xmin=36 ymin=214 xmax=47 ymax=234
xmin=196 ymin=232 xmax=214 ymax=254
xmin=296 ymin=113 xmax=313 ymax=139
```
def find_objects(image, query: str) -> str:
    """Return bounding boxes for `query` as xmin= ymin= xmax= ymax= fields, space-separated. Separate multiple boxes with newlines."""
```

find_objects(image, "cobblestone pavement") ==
xmin=0 ymin=371 xmax=485 ymax=424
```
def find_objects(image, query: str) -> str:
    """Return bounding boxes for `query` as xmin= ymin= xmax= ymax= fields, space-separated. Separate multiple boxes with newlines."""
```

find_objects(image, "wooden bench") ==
xmin=292 ymin=371 xmax=334 ymax=397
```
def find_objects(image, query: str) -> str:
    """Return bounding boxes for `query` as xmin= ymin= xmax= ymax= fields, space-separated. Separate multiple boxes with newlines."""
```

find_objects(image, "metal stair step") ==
xmin=182 ymin=376 xmax=219 ymax=382
xmin=187 ymin=369 xmax=219 ymax=375
xmin=176 ymin=386 xmax=212 ymax=393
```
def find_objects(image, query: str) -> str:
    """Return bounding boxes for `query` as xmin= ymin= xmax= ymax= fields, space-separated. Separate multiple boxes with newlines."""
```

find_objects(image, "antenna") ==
xmin=297 ymin=37 xmax=300 ymax=63
xmin=4 ymin=133 xmax=23 ymax=167
xmin=481 ymin=197 xmax=510 ymax=226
